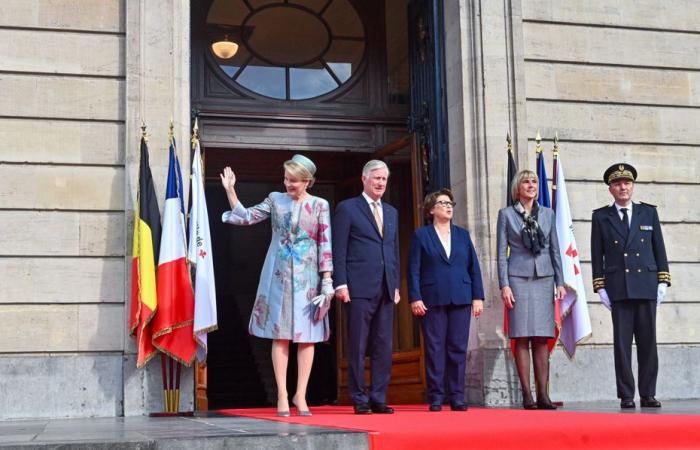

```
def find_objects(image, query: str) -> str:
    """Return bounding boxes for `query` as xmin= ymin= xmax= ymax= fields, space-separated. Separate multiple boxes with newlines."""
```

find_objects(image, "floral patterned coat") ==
xmin=222 ymin=192 xmax=333 ymax=342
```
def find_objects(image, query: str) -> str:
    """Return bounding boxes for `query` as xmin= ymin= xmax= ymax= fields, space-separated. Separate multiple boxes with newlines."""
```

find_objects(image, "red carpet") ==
xmin=220 ymin=404 xmax=700 ymax=450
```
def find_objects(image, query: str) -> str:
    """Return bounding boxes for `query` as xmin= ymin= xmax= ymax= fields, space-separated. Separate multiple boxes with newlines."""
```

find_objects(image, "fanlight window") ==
xmin=207 ymin=0 xmax=366 ymax=100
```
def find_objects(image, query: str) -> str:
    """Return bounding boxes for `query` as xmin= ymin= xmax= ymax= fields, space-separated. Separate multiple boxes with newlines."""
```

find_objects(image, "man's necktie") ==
xmin=372 ymin=202 xmax=383 ymax=237
xmin=620 ymin=208 xmax=630 ymax=236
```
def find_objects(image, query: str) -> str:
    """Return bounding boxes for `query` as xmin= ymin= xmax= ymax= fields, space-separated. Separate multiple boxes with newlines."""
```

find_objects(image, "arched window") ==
xmin=207 ymin=0 xmax=366 ymax=100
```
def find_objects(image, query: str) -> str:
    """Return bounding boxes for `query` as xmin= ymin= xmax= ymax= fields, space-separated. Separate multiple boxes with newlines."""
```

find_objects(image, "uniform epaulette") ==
xmin=593 ymin=205 xmax=608 ymax=212
xmin=640 ymin=201 xmax=657 ymax=208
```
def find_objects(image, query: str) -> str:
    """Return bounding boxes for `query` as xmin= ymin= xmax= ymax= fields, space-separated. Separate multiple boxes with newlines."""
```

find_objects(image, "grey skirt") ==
xmin=507 ymin=275 xmax=555 ymax=338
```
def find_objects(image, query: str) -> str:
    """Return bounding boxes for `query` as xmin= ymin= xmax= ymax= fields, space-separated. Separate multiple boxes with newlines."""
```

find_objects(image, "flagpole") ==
xmin=551 ymin=132 xmax=559 ymax=213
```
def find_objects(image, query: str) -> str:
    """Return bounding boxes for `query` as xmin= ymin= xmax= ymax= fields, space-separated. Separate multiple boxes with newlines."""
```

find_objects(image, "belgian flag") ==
xmin=129 ymin=135 xmax=162 ymax=368
xmin=506 ymin=138 xmax=517 ymax=206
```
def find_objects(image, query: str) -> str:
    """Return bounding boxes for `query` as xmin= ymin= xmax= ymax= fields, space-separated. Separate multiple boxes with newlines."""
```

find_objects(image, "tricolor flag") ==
xmin=152 ymin=137 xmax=197 ymax=366
xmin=536 ymin=149 xmax=560 ymax=355
xmin=554 ymin=154 xmax=592 ymax=358
xmin=129 ymin=136 xmax=161 ymax=368
xmin=188 ymin=130 xmax=218 ymax=363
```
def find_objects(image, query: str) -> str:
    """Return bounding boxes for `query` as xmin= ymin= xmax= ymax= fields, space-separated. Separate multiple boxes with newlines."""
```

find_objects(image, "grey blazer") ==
xmin=496 ymin=205 xmax=564 ymax=288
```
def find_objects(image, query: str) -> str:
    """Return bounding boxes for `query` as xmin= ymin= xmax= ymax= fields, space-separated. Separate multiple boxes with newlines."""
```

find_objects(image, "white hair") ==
xmin=362 ymin=159 xmax=390 ymax=177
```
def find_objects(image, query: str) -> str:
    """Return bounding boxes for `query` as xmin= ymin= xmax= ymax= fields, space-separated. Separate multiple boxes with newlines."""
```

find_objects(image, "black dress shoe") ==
xmin=641 ymin=397 xmax=661 ymax=408
xmin=620 ymin=399 xmax=636 ymax=409
xmin=450 ymin=402 xmax=468 ymax=411
xmin=353 ymin=403 xmax=372 ymax=414
xmin=429 ymin=404 xmax=442 ymax=412
xmin=370 ymin=402 xmax=394 ymax=414
xmin=536 ymin=400 xmax=557 ymax=410
xmin=523 ymin=400 xmax=538 ymax=410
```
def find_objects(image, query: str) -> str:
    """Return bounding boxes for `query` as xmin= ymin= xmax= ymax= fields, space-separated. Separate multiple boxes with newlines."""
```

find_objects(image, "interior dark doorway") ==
xmin=203 ymin=149 xmax=368 ymax=409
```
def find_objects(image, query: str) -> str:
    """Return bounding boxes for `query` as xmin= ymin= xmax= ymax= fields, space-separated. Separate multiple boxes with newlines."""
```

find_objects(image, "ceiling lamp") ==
xmin=211 ymin=34 xmax=239 ymax=59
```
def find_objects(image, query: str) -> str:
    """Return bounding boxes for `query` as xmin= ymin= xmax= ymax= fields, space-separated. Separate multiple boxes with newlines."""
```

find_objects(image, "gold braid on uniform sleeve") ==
xmin=592 ymin=277 xmax=605 ymax=291
xmin=657 ymin=271 xmax=671 ymax=286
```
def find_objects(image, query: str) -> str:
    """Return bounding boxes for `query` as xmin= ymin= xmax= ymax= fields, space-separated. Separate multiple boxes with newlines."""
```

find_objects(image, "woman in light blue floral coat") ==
xmin=221 ymin=154 xmax=334 ymax=417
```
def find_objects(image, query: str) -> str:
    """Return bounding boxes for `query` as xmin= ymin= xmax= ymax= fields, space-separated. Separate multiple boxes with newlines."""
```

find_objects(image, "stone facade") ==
xmin=445 ymin=0 xmax=700 ymax=404
xmin=0 ymin=0 xmax=697 ymax=419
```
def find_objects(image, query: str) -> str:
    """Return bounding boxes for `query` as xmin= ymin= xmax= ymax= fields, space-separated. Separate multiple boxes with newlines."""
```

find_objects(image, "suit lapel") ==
xmin=428 ymin=225 xmax=450 ymax=263
xmin=605 ymin=205 xmax=628 ymax=241
xmin=358 ymin=196 xmax=382 ymax=239
xmin=448 ymin=224 xmax=458 ymax=263
xmin=626 ymin=203 xmax=641 ymax=248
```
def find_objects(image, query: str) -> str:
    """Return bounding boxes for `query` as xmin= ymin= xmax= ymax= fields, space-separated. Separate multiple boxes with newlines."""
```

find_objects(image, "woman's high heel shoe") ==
xmin=292 ymin=395 xmax=312 ymax=416
xmin=277 ymin=397 xmax=290 ymax=417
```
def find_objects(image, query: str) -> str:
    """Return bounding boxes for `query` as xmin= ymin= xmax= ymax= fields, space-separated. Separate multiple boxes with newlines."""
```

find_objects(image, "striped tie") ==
xmin=372 ymin=202 xmax=383 ymax=237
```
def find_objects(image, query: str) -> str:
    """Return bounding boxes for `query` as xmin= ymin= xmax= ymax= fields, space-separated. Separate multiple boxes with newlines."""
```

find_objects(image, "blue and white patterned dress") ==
xmin=222 ymin=192 xmax=333 ymax=343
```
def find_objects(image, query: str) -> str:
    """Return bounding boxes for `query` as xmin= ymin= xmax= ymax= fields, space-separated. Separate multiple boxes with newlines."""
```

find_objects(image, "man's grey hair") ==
xmin=362 ymin=159 xmax=390 ymax=178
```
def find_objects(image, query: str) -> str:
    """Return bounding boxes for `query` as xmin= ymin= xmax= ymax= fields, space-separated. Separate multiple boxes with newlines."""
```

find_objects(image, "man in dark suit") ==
xmin=333 ymin=160 xmax=400 ymax=414
xmin=591 ymin=163 xmax=671 ymax=409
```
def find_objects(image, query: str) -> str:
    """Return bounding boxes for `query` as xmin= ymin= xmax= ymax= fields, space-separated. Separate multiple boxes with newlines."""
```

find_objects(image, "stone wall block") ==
xmin=0 ymin=354 xmax=123 ymax=419
xmin=524 ymin=22 xmax=700 ymax=70
xmin=0 ymin=305 xmax=78 ymax=352
xmin=525 ymin=62 xmax=699 ymax=107
xmin=0 ymin=29 xmax=124 ymax=76
xmin=522 ymin=0 xmax=700 ymax=33
xmin=0 ymin=0 xmax=125 ymax=32
xmin=0 ymin=75 xmax=124 ymax=121
xmin=526 ymin=102 xmax=700 ymax=145
xmin=1 ymin=212 xmax=124 ymax=256
xmin=0 ymin=257 xmax=124 ymax=303
xmin=0 ymin=119 xmax=124 ymax=165
xmin=78 ymin=304 xmax=124 ymax=351
xmin=536 ymin=142 xmax=700 ymax=184
xmin=0 ymin=165 xmax=124 ymax=210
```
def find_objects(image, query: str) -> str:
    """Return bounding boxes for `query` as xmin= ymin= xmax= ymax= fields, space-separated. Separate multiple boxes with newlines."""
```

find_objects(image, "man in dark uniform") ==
xmin=591 ymin=163 xmax=671 ymax=409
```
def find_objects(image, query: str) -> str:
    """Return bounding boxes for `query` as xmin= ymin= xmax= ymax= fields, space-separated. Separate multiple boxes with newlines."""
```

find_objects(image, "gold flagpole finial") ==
xmin=191 ymin=118 xmax=199 ymax=146
xmin=140 ymin=120 xmax=148 ymax=142
xmin=168 ymin=119 xmax=175 ymax=146
xmin=535 ymin=130 xmax=543 ymax=154
xmin=553 ymin=132 xmax=560 ymax=157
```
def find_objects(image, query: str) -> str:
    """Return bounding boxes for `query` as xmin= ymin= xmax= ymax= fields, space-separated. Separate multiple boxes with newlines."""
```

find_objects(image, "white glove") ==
xmin=321 ymin=277 xmax=335 ymax=302
xmin=312 ymin=278 xmax=334 ymax=322
xmin=657 ymin=283 xmax=667 ymax=306
xmin=598 ymin=288 xmax=611 ymax=311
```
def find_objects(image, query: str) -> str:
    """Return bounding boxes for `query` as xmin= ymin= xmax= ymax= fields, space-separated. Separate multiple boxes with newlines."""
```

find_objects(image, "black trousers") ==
xmin=344 ymin=283 xmax=394 ymax=405
xmin=611 ymin=300 xmax=658 ymax=399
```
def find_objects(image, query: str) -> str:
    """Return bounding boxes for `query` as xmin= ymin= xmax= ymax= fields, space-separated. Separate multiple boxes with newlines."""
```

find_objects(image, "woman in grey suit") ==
xmin=497 ymin=169 xmax=566 ymax=409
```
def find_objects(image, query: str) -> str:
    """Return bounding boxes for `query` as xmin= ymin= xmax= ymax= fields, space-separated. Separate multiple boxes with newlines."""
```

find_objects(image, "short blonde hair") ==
xmin=511 ymin=169 xmax=538 ymax=202
xmin=283 ymin=160 xmax=316 ymax=188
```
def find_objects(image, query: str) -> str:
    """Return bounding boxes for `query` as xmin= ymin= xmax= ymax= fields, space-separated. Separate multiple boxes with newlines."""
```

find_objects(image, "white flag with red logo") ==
xmin=554 ymin=154 xmax=592 ymax=358
xmin=188 ymin=134 xmax=218 ymax=363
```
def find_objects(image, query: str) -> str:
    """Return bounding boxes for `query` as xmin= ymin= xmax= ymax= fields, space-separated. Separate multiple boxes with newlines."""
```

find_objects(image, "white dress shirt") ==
xmin=614 ymin=202 xmax=633 ymax=227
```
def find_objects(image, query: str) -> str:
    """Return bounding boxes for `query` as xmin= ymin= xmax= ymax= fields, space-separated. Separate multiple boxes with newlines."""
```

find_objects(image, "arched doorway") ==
xmin=191 ymin=0 xmax=448 ymax=410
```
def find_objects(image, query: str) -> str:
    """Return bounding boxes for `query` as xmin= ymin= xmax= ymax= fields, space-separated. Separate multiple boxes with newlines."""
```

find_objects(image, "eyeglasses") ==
xmin=435 ymin=201 xmax=456 ymax=208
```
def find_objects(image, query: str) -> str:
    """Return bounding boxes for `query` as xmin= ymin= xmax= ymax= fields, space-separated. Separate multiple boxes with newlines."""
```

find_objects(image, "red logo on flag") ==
xmin=565 ymin=244 xmax=580 ymax=275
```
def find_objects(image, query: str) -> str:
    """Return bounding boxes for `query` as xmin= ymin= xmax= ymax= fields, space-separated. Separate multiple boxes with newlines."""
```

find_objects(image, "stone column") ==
xmin=443 ymin=0 xmax=530 ymax=405
xmin=123 ymin=0 xmax=194 ymax=416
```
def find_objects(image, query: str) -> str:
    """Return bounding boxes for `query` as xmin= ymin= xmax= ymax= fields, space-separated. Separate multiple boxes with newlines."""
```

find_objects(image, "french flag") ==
xmin=153 ymin=138 xmax=196 ymax=365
